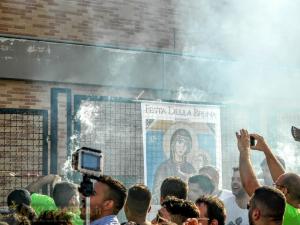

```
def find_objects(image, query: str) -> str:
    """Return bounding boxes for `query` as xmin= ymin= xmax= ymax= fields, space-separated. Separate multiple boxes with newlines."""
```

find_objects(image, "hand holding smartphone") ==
xmin=250 ymin=135 xmax=256 ymax=147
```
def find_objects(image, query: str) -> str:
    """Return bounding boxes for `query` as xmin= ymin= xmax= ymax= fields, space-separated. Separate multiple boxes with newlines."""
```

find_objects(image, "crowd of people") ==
xmin=0 ymin=129 xmax=300 ymax=225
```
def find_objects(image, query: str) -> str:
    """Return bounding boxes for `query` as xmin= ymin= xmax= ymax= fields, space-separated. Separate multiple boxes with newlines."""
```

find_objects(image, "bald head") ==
xmin=281 ymin=173 xmax=300 ymax=202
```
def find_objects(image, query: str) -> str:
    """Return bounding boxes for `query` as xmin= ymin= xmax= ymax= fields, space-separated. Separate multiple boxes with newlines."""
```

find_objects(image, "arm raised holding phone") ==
xmin=236 ymin=129 xmax=300 ymax=225
xmin=236 ymin=129 xmax=286 ymax=196
xmin=235 ymin=129 xmax=260 ymax=196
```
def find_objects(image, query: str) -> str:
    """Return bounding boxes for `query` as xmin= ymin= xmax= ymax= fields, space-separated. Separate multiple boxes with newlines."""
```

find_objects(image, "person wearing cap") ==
xmin=7 ymin=188 xmax=32 ymax=208
xmin=26 ymin=174 xmax=83 ymax=225
xmin=0 ymin=188 xmax=36 ymax=224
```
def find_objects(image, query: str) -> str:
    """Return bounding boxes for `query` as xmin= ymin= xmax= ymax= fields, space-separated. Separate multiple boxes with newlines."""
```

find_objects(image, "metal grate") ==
xmin=0 ymin=109 xmax=48 ymax=207
xmin=74 ymin=97 xmax=143 ymax=188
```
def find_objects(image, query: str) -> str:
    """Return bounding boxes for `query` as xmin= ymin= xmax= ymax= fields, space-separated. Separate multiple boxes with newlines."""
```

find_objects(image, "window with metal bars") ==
xmin=0 ymin=109 xmax=48 ymax=208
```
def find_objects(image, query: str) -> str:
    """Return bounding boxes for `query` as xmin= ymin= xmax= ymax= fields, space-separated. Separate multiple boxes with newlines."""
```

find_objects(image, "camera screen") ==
xmin=81 ymin=152 xmax=101 ymax=171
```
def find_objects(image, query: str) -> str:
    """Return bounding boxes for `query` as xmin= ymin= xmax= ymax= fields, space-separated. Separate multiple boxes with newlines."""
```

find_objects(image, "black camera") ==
xmin=72 ymin=147 xmax=104 ymax=197
xmin=72 ymin=147 xmax=103 ymax=177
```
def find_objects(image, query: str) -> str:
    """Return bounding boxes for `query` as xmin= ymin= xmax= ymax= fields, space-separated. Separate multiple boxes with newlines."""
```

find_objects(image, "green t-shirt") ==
xmin=283 ymin=203 xmax=300 ymax=225
xmin=31 ymin=193 xmax=57 ymax=215
xmin=30 ymin=193 xmax=83 ymax=225
xmin=67 ymin=211 xmax=84 ymax=225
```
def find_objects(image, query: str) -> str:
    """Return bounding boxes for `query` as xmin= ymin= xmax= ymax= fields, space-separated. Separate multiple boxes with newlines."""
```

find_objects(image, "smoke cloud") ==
xmin=171 ymin=0 xmax=300 ymax=176
xmin=174 ymin=0 xmax=300 ymax=104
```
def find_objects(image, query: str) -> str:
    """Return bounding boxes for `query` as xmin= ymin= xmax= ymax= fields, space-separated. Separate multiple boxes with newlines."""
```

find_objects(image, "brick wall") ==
xmin=0 ymin=0 xmax=176 ymax=50
xmin=0 ymin=81 xmax=49 ymax=109
xmin=0 ymin=0 xmax=226 ymax=55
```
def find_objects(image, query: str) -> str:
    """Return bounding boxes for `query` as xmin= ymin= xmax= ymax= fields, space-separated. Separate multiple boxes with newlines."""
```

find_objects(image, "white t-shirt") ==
xmin=223 ymin=196 xmax=249 ymax=225
xmin=218 ymin=189 xmax=234 ymax=201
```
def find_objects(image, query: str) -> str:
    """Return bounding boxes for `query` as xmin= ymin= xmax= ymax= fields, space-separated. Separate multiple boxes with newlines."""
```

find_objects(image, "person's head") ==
xmin=161 ymin=197 xmax=200 ymax=225
xmin=195 ymin=195 xmax=226 ymax=225
xmin=170 ymin=129 xmax=192 ymax=161
xmin=247 ymin=186 xmax=285 ymax=225
xmin=33 ymin=210 xmax=73 ymax=225
xmin=198 ymin=166 xmax=219 ymax=192
xmin=16 ymin=203 xmax=37 ymax=222
xmin=53 ymin=182 xmax=79 ymax=209
xmin=160 ymin=177 xmax=188 ymax=204
xmin=231 ymin=167 xmax=247 ymax=198
xmin=7 ymin=188 xmax=31 ymax=209
xmin=80 ymin=175 xmax=127 ymax=222
xmin=188 ymin=175 xmax=215 ymax=202
xmin=124 ymin=184 xmax=151 ymax=221
xmin=260 ymin=156 xmax=285 ymax=186
xmin=274 ymin=172 xmax=300 ymax=204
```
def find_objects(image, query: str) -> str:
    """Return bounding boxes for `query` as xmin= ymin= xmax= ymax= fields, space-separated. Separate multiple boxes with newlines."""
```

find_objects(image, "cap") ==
xmin=7 ymin=188 xmax=31 ymax=207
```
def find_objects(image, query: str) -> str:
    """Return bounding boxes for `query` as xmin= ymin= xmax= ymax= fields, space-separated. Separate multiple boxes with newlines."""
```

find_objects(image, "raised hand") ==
xmin=236 ymin=129 xmax=250 ymax=153
xmin=249 ymin=133 xmax=270 ymax=152
xmin=236 ymin=129 xmax=261 ymax=196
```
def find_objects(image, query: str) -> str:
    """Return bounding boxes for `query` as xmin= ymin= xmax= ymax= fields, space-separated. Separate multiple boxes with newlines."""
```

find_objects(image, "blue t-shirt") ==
xmin=91 ymin=215 xmax=120 ymax=225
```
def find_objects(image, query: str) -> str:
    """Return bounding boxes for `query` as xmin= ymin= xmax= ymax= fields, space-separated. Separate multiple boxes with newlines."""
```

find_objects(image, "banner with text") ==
xmin=141 ymin=101 xmax=221 ymax=204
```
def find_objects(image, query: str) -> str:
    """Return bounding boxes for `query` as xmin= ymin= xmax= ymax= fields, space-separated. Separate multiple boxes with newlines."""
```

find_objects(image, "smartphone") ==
xmin=250 ymin=136 xmax=256 ymax=147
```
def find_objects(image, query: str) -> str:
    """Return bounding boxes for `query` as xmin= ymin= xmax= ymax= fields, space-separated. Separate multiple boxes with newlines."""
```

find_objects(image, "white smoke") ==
xmin=61 ymin=102 xmax=102 ymax=180
xmin=173 ymin=0 xmax=300 ymax=104
xmin=75 ymin=102 xmax=101 ymax=134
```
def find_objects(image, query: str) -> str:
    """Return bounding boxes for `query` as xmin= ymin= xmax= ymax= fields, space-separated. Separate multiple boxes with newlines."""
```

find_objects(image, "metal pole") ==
xmin=86 ymin=197 xmax=90 ymax=225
